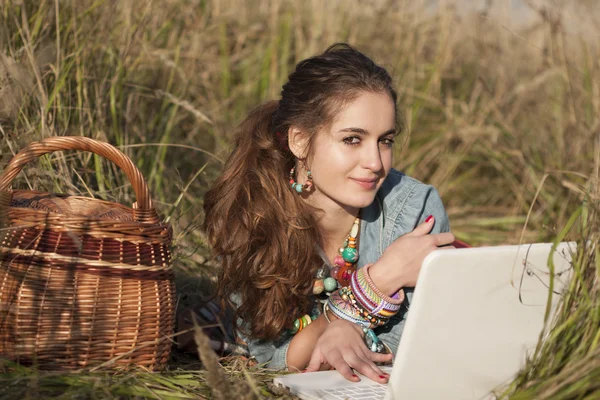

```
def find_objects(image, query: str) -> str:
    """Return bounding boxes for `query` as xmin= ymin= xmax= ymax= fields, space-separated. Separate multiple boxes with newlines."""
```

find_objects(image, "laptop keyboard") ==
xmin=320 ymin=384 xmax=387 ymax=399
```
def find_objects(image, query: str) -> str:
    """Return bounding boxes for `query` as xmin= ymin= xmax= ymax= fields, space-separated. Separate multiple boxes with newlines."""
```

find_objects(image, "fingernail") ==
xmin=425 ymin=215 xmax=433 ymax=223
xmin=352 ymin=374 xmax=358 ymax=378
xmin=379 ymin=375 xmax=387 ymax=379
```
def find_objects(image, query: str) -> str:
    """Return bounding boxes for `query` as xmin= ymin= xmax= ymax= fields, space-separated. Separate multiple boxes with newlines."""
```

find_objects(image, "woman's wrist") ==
xmin=369 ymin=260 xmax=406 ymax=296
xmin=325 ymin=302 xmax=367 ymax=336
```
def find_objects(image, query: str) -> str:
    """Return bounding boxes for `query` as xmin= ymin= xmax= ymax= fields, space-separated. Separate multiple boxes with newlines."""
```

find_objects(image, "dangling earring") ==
xmin=289 ymin=167 xmax=313 ymax=193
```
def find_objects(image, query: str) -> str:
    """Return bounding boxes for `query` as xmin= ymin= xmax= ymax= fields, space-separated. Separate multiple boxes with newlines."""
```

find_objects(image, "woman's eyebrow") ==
xmin=338 ymin=127 xmax=396 ymax=136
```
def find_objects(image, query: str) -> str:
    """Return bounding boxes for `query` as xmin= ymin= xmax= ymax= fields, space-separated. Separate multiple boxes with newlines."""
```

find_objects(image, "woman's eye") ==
xmin=380 ymin=137 xmax=395 ymax=147
xmin=343 ymin=136 xmax=361 ymax=146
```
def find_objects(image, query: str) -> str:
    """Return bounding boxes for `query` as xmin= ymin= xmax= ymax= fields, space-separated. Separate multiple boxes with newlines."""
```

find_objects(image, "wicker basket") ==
xmin=0 ymin=136 xmax=175 ymax=371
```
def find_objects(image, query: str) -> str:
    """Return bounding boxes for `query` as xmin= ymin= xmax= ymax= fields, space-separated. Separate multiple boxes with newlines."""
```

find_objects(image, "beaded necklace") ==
xmin=290 ymin=215 xmax=361 ymax=334
xmin=316 ymin=215 xmax=360 ymax=293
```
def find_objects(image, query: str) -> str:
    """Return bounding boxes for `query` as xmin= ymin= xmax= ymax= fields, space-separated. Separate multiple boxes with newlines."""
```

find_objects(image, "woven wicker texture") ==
xmin=0 ymin=137 xmax=175 ymax=371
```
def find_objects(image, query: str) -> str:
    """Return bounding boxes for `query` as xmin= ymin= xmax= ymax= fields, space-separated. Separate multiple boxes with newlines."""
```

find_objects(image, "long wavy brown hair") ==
xmin=203 ymin=43 xmax=399 ymax=340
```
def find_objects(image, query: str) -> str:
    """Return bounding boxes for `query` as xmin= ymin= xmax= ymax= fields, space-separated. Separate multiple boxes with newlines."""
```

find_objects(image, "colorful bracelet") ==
xmin=325 ymin=290 xmax=388 ymax=353
xmin=288 ymin=313 xmax=314 ymax=334
xmin=363 ymin=327 xmax=385 ymax=353
xmin=351 ymin=264 xmax=405 ymax=319
xmin=327 ymin=289 xmax=371 ymax=328
xmin=362 ymin=263 xmax=405 ymax=305
xmin=339 ymin=286 xmax=387 ymax=327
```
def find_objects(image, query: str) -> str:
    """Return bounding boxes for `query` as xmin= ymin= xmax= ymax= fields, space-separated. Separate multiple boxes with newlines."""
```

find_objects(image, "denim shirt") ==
xmin=239 ymin=169 xmax=451 ymax=369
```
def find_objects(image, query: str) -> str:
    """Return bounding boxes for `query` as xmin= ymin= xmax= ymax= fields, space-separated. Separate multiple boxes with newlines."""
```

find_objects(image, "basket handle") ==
xmin=0 ymin=136 xmax=158 ymax=222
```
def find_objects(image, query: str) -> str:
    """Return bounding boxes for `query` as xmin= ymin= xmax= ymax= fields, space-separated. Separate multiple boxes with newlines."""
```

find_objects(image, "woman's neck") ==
xmin=303 ymin=186 xmax=360 ymax=260
xmin=314 ymin=204 xmax=359 ymax=262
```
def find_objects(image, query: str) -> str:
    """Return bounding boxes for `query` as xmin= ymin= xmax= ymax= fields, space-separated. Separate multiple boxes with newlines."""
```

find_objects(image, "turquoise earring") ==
xmin=289 ymin=167 xmax=313 ymax=193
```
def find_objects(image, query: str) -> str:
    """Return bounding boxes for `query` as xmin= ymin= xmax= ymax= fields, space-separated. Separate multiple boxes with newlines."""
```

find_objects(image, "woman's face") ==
xmin=304 ymin=91 xmax=396 ymax=214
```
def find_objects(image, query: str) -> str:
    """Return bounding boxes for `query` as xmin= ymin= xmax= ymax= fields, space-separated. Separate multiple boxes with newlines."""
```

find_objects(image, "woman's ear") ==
xmin=287 ymin=125 xmax=310 ymax=159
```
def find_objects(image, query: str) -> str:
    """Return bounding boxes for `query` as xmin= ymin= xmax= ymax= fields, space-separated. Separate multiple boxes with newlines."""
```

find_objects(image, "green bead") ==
xmin=289 ymin=318 xmax=300 ymax=334
xmin=302 ymin=315 xmax=312 ymax=327
xmin=342 ymin=247 xmax=358 ymax=263
xmin=294 ymin=183 xmax=303 ymax=193
xmin=324 ymin=277 xmax=337 ymax=292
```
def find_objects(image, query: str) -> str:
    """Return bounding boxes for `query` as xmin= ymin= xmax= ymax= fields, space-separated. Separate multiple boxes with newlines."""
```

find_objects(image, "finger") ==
xmin=330 ymin=356 xmax=360 ymax=382
xmin=367 ymin=351 xmax=394 ymax=364
xmin=359 ymin=348 xmax=393 ymax=373
xmin=324 ymin=351 xmax=360 ymax=381
xmin=345 ymin=354 xmax=388 ymax=384
xmin=406 ymin=215 xmax=435 ymax=237
xmin=305 ymin=350 xmax=324 ymax=373
xmin=318 ymin=361 xmax=332 ymax=371
xmin=430 ymin=232 xmax=455 ymax=247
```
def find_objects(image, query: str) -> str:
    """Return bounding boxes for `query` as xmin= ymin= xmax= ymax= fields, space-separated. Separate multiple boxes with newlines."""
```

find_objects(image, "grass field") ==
xmin=0 ymin=0 xmax=598 ymax=398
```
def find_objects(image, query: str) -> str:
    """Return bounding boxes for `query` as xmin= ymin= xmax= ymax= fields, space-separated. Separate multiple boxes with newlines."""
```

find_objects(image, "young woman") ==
xmin=203 ymin=43 xmax=455 ymax=384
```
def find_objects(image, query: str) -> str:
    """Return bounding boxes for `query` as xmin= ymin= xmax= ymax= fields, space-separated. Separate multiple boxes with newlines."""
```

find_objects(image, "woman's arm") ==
xmin=369 ymin=215 xmax=455 ymax=296
xmin=285 ymin=313 xmax=331 ymax=371
xmin=370 ymin=184 xmax=454 ymax=296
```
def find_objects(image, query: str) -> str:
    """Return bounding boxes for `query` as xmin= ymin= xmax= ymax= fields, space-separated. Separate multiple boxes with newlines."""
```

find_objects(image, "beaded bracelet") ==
xmin=339 ymin=286 xmax=387 ymax=327
xmin=363 ymin=326 xmax=385 ymax=353
xmin=288 ymin=313 xmax=314 ymax=334
xmin=323 ymin=300 xmax=387 ymax=354
xmin=351 ymin=264 xmax=405 ymax=319
xmin=327 ymin=289 xmax=371 ymax=328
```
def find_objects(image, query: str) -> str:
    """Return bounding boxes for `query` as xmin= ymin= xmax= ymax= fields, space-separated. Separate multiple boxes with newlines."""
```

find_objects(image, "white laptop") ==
xmin=273 ymin=242 xmax=575 ymax=400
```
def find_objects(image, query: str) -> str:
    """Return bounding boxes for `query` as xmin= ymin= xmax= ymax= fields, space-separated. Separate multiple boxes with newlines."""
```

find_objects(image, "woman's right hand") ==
xmin=304 ymin=319 xmax=393 ymax=383
xmin=369 ymin=216 xmax=455 ymax=294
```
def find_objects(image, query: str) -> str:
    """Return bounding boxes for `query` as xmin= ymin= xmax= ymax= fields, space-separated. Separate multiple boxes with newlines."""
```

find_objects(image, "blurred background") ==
xmin=0 ymin=0 xmax=598 ymax=275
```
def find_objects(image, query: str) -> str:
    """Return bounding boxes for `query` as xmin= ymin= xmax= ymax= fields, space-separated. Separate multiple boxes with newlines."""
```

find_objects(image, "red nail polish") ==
xmin=425 ymin=215 xmax=433 ymax=223
xmin=352 ymin=374 xmax=358 ymax=378
xmin=379 ymin=375 xmax=387 ymax=379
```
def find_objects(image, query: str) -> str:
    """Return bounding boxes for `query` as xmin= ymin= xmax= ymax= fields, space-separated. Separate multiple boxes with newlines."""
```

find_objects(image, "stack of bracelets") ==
xmin=287 ymin=214 xmax=405 ymax=354
xmin=325 ymin=264 xmax=405 ymax=353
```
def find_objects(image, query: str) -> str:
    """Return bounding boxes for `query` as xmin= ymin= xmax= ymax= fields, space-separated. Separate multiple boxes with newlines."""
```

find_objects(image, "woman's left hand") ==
xmin=304 ymin=319 xmax=392 ymax=383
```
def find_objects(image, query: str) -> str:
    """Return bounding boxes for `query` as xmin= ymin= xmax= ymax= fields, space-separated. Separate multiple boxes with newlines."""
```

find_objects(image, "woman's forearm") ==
xmin=285 ymin=311 xmax=337 ymax=371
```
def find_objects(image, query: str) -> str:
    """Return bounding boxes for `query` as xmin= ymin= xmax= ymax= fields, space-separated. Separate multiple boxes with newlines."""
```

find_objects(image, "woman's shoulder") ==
xmin=377 ymin=168 xmax=437 ymax=208
xmin=377 ymin=168 xmax=449 ymax=237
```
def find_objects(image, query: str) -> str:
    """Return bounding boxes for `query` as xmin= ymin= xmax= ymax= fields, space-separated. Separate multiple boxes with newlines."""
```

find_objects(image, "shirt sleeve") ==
xmin=385 ymin=183 xmax=451 ymax=248
xmin=421 ymin=185 xmax=451 ymax=234
xmin=236 ymin=321 xmax=293 ymax=369
xmin=230 ymin=294 xmax=293 ymax=370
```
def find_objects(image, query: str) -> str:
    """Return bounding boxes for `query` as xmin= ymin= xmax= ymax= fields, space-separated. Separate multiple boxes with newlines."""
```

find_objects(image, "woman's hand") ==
xmin=369 ymin=216 xmax=455 ymax=294
xmin=304 ymin=319 xmax=393 ymax=383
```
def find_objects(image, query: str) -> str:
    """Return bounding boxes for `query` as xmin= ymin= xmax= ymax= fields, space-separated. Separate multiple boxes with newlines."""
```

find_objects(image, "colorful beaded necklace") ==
xmin=313 ymin=215 xmax=360 ymax=294
xmin=289 ymin=216 xmax=361 ymax=334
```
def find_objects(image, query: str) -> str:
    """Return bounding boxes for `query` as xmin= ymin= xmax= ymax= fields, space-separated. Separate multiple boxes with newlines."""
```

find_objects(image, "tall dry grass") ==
xmin=0 ymin=0 xmax=598 ymax=398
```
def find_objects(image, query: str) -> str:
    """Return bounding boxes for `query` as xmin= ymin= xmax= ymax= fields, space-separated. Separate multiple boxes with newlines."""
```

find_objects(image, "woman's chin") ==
xmin=340 ymin=195 xmax=377 ymax=210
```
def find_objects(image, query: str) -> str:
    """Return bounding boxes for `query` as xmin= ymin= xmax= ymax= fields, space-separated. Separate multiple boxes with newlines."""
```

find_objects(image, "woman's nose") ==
xmin=362 ymin=144 xmax=383 ymax=172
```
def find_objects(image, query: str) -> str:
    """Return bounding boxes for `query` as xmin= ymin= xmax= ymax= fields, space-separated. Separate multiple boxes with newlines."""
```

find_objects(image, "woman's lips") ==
xmin=351 ymin=178 xmax=378 ymax=189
